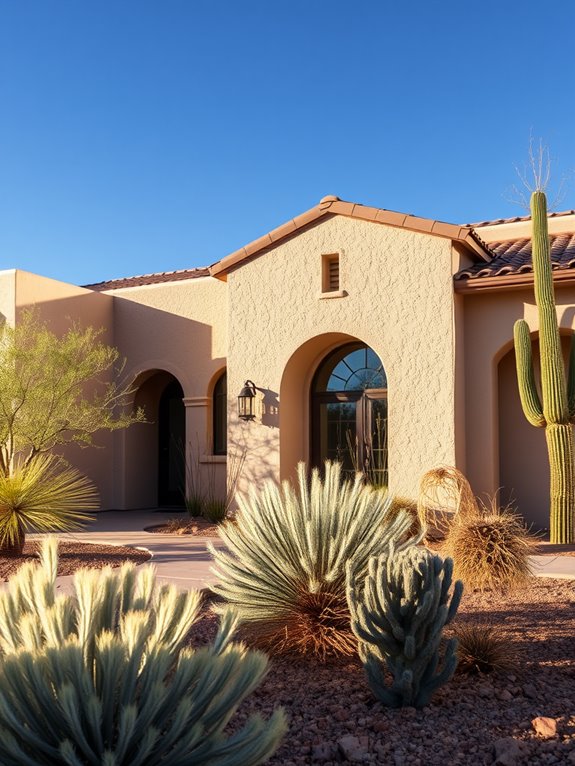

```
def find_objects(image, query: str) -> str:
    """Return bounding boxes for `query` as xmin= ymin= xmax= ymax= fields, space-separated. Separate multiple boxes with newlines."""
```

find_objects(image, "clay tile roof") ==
xmin=209 ymin=196 xmax=494 ymax=279
xmin=468 ymin=209 xmax=575 ymax=227
xmin=455 ymin=232 xmax=575 ymax=281
xmin=83 ymin=267 xmax=210 ymax=292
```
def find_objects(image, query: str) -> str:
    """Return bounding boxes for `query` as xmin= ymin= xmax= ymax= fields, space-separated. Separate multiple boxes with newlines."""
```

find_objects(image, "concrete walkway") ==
xmin=31 ymin=511 xmax=575 ymax=593
xmin=42 ymin=510 xmax=225 ymax=594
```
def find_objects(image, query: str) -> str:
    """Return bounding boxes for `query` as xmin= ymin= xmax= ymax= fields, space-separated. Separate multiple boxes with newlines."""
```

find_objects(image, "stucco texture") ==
xmin=108 ymin=277 xmax=228 ymax=509
xmin=226 ymin=214 xmax=458 ymax=500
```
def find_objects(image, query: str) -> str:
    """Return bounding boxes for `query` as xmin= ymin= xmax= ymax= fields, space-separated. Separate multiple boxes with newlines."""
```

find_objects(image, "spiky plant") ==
xmin=347 ymin=546 xmax=462 ymax=708
xmin=453 ymin=623 xmax=519 ymax=675
xmin=209 ymin=461 xmax=417 ymax=658
xmin=0 ymin=454 xmax=98 ymax=554
xmin=0 ymin=538 xmax=286 ymax=766
xmin=442 ymin=501 xmax=536 ymax=591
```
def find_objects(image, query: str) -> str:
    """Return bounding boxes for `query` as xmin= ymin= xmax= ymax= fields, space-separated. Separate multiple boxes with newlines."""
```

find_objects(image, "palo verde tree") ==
xmin=512 ymin=142 xmax=575 ymax=543
xmin=0 ymin=310 xmax=144 ymax=552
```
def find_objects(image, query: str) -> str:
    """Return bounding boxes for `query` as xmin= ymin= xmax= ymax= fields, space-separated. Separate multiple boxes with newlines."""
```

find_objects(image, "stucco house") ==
xmin=2 ymin=194 xmax=575 ymax=529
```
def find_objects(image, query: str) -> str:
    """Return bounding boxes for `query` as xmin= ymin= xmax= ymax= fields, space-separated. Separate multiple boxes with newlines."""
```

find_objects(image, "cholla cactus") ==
xmin=0 ymin=538 xmax=286 ymax=766
xmin=210 ymin=462 xmax=417 ymax=658
xmin=347 ymin=546 xmax=463 ymax=708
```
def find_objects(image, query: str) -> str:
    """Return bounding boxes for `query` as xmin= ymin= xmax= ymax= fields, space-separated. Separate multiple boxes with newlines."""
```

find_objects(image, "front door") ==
xmin=158 ymin=380 xmax=185 ymax=506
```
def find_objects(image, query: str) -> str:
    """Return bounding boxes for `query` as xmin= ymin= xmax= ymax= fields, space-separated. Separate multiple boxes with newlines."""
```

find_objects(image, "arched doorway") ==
xmin=124 ymin=370 xmax=186 ymax=509
xmin=311 ymin=342 xmax=387 ymax=486
xmin=158 ymin=379 xmax=185 ymax=506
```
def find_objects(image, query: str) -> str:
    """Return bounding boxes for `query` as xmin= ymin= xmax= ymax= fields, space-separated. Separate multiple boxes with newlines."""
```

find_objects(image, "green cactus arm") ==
xmin=568 ymin=333 xmax=575 ymax=421
xmin=513 ymin=319 xmax=546 ymax=427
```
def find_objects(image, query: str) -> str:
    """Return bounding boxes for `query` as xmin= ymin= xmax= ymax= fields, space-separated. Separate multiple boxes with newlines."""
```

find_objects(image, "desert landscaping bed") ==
xmin=0 ymin=541 xmax=151 ymax=580
xmin=194 ymin=578 xmax=575 ymax=766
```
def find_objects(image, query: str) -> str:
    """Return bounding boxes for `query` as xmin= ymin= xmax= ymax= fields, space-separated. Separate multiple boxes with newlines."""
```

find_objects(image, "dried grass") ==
xmin=442 ymin=502 xmax=537 ymax=591
xmin=454 ymin=623 xmax=520 ymax=675
xmin=417 ymin=465 xmax=479 ymax=539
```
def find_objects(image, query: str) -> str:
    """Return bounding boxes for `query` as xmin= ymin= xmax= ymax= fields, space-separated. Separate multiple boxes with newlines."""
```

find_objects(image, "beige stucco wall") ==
xmin=463 ymin=284 xmax=575 ymax=527
xmin=226 ymin=215 xmax=460 ymax=500
xmin=0 ymin=270 xmax=117 ymax=508
xmin=107 ymin=276 xmax=228 ymax=508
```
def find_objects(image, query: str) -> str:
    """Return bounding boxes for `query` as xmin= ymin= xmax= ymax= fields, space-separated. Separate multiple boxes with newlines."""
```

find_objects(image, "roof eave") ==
xmin=209 ymin=197 xmax=494 ymax=280
xmin=454 ymin=269 xmax=575 ymax=294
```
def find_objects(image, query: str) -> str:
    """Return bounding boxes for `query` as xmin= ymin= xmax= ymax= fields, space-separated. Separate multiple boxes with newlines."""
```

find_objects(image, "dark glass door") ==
xmin=158 ymin=380 xmax=185 ymax=506
xmin=311 ymin=343 xmax=388 ymax=487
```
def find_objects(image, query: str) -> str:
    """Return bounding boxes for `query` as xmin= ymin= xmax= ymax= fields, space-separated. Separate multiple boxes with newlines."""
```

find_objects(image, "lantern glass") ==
xmin=237 ymin=380 xmax=256 ymax=421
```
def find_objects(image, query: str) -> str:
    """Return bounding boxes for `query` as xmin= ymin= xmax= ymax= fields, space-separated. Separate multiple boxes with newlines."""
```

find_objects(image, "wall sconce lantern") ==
xmin=237 ymin=380 xmax=257 ymax=421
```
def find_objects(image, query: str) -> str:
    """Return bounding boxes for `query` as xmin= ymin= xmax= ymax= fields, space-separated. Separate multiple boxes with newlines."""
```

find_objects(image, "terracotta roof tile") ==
xmin=84 ymin=267 xmax=210 ymax=292
xmin=468 ymin=210 xmax=575 ymax=227
xmin=455 ymin=233 xmax=575 ymax=281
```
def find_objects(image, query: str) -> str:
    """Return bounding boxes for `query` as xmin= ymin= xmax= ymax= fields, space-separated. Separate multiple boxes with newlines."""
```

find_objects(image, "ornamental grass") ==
xmin=210 ymin=461 xmax=417 ymax=659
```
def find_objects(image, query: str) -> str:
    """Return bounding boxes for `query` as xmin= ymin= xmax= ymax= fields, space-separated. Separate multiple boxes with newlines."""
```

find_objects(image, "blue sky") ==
xmin=0 ymin=1 xmax=573 ymax=285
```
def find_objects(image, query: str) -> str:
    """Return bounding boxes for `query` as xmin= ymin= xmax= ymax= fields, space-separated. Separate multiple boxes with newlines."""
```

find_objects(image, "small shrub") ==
xmin=417 ymin=465 xmax=479 ymax=539
xmin=0 ymin=454 xmax=98 ymax=553
xmin=442 ymin=502 xmax=536 ymax=591
xmin=347 ymin=546 xmax=462 ymax=708
xmin=204 ymin=498 xmax=227 ymax=523
xmin=0 ymin=538 xmax=286 ymax=766
xmin=210 ymin=461 xmax=417 ymax=659
xmin=454 ymin=623 xmax=519 ymax=675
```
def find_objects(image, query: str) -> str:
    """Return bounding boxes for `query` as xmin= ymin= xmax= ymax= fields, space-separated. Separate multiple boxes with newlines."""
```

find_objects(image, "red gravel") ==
xmin=192 ymin=578 xmax=575 ymax=765
xmin=0 ymin=541 xmax=151 ymax=580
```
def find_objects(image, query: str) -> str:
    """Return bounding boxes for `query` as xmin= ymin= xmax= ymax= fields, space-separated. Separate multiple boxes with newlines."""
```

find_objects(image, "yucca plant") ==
xmin=0 ymin=538 xmax=286 ymax=766
xmin=0 ymin=454 xmax=98 ymax=554
xmin=209 ymin=461 xmax=417 ymax=658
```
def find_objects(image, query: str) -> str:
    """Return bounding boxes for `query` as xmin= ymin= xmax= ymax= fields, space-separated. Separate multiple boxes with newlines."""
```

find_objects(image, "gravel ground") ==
xmin=0 ymin=541 xmax=151 ymax=580
xmin=192 ymin=578 xmax=575 ymax=765
xmin=145 ymin=517 xmax=221 ymax=537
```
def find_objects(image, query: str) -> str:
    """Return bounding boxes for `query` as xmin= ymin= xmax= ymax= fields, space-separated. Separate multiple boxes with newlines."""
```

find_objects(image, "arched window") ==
xmin=213 ymin=371 xmax=227 ymax=455
xmin=312 ymin=343 xmax=387 ymax=486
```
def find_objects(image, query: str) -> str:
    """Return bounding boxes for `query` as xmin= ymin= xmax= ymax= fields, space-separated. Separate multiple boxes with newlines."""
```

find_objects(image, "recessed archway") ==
xmin=279 ymin=333 xmax=387 ymax=485
xmin=123 ymin=369 xmax=186 ymax=509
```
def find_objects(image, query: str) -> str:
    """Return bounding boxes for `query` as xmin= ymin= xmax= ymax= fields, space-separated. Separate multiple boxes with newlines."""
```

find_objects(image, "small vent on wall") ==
xmin=322 ymin=253 xmax=340 ymax=292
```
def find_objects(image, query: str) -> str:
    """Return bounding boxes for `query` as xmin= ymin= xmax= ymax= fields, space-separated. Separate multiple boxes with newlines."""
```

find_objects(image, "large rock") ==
xmin=337 ymin=735 xmax=369 ymax=762
xmin=493 ymin=737 xmax=523 ymax=766
xmin=531 ymin=716 xmax=557 ymax=738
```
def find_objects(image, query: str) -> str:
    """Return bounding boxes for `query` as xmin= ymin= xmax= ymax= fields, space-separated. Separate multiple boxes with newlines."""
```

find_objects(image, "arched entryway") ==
xmin=311 ymin=342 xmax=387 ymax=486
xmin=123 ymin=370 xmax=186 ymax=508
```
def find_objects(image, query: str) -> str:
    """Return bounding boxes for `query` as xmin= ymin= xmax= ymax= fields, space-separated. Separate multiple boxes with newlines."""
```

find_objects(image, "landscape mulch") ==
xmin=0 ymin=541 xmax=151 ymax=580
xmin=193 ymin=578 xmax=575 ymax=765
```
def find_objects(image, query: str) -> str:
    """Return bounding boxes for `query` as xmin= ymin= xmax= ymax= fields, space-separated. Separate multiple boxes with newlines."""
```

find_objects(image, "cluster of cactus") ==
xmin=0 ymin=538 xmax=286 ymax=766
xmin=210 ymin=461 xmax=418 ymax=658
xmin=347 ymin=545 xmax=463 ymax=708
xmin=514 ymin=190 xmax=575 ymax=543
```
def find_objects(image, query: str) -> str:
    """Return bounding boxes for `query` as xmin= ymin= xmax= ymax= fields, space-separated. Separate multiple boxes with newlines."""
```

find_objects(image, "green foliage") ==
xmin=0 ymin=309 xmax=144 ymax=476
xmin=453 ymin=623 xmax=519 ymax=675
xmin=347 ymin=546 xmax=462 ymax=708
xmin=210 ymin=461 xmax=417 ymax=658
xmin=0 ymin=454 xmax=98 ymax=553
xmin=442 ymin=502 xmax=535 ymax=591
xmin=203 ymin=499 xmax=227 ymax=523
xmin=513 ymin=190 xmax=575 ymax=543
xmin=0 ymin=538 xmax=286 ymax=766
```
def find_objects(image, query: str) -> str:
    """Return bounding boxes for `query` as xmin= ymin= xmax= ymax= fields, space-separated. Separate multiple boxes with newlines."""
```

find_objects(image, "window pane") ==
xmin=213 ymin=373 xmax=227 ymax=455
xmin=314 ymin=343 xmax=386 ymax=392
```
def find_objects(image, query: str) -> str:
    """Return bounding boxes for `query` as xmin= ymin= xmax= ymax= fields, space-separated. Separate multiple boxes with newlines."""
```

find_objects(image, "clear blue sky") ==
xmin=0 ymin=1 xmax=573 ymax=285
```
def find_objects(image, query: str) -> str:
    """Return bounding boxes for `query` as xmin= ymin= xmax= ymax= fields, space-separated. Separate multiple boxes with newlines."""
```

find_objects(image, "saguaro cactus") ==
xmin=346 ymin=546 xmax=463 ymax=708
xmin=514 ymin=190 xmax=575 ymax=543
